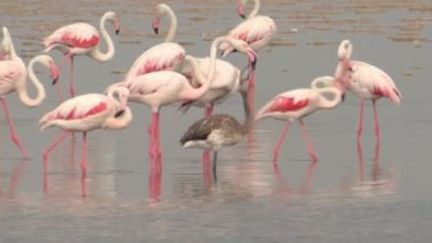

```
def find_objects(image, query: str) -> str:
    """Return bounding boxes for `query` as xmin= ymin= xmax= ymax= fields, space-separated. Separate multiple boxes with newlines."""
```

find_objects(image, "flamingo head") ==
xmin=337 ymin=39 xmax=352 ymax=64
xmin=222 ymin=37 xmax=257 ymax=69
xmin=152 ymin=17 xmax=160 ymax=35
xmin=34 ymin=55 xmax=59 ymax=85
xmin=104 ymin=11 xmax=120 ymax=35
xmin=237 ymin=0 xmax=247 ymax=19
xmin=48 ymin=59 xmax=60 ymax=85
xmin=107 ymin=85 xmax=130 ymax=111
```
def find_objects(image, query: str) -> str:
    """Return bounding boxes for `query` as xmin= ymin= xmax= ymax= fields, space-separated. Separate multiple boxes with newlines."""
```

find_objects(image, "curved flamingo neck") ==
xmin=163 ymin=6 xmax=177 ymax=42
xmin=103 ymin=107 xmax=133 ymax=129
xmin=90 ymin=13 xmax=115 ymax=62
xmin=17 ymin=56 xmax=46 ymax=107
xmin=248 ymin=0 xmax=260 ymax=19
xmin=317 ymin=87 xmax=342 ymax=109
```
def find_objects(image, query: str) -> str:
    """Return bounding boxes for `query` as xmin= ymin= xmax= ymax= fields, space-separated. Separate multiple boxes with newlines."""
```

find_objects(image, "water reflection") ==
xmin=0 ymin=160 xmax=27 ymax=198
xmin=342 ymin=140 xmax=396 ymax=198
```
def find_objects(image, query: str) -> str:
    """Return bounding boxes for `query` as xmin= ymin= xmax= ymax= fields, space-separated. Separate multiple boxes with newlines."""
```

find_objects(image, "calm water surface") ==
xmin=0 ymin=0 xmax=431 ymax=242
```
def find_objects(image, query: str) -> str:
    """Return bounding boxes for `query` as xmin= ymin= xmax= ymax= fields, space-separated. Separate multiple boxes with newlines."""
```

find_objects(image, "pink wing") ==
xmin=44 ymin=23 xmax=100 ymax=49
xmin=41 ymin=94 xmax=109 ymax=123
xmin=267 ymin=96 xmax=309 ymax=113
xmin=352 ymin=61 xmax=401 ymax=103
xmin=125 ymin=42 xmax=185 ymax=80
xmin=228 ymin=16 xmax=276 ymax=45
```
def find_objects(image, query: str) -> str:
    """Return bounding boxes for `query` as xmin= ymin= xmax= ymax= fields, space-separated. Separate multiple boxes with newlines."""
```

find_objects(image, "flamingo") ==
xmin=255 ymin=76 xmax=344 ymax=162
xmin=334 ymin=40 xmax=402 ymax=142
xmin=123 ymin=4 xmax=185 ymax=82
xmin=180 ymin=113 xmax=252 ymax=178
xmin=0 ymin=27 xmax=59 ymax=158
xmin=179 ymin=48 xmax=256 ymax=119
xmin=44 ymin=11 xmax=120 ymax=98
xmin=109 ymin=36 xmax=256 ymax=161
xmin=219 ymin=0 xmax=276 ymax=114
xmin=39 ymin=86 xmax=132 ymax=175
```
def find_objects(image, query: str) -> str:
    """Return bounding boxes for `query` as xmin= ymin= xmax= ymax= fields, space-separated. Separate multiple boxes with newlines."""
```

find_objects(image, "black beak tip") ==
xmin=52 ymin=78 xmax=58 ymax=86
xmin=240 ymin=14 xmax=246 ymax=19
xmin=342 ymin=93 xmax=346 ymax=102
xmin=115 ymin=29 xmax=120 ymax=35
xmin=153 ymin=28 xmax=159 ymax=35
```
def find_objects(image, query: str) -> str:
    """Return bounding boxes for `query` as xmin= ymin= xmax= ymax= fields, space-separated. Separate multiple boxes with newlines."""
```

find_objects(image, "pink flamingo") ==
xmin=179 ymin=48 xmax=256 ymax=119
xmin=110 ymin=36 xmax=255 ymax=161
xmin=219 ymin=0 xmax=276 ymax=114
xmin=0 ymin=27 xmax=59 ymax=158
xmin=123 ymin=4 xmax=185 ymax=82
xmin=44 ymin=11 xmax=120 ymax=98
xmin=334 ymin=40 xmax=402 ymax=141
xmin=256 ymin=76 xmax=343 ymax=162
xmin=39 ymin=86 xmax=132 ymax=175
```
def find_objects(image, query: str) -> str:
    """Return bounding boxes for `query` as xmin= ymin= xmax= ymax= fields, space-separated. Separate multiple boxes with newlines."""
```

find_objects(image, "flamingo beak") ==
xmin=114 ymin=18 xmax=120 ymax=35
xmin=152 ymin=17 xmax=160 ymax=35
xmin=49 ymin=62 xmax=60 ymax=85
xmin=115 ymin=29 xmax=120 ymax=35
xmin=342 ymin=93 xmax=345 ymax=102
xmin=237 ymin=1 xmax=246 ymax=19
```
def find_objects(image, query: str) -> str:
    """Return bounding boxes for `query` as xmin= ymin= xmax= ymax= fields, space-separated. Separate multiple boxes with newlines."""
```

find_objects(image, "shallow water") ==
xmin=0 ymin=0 xmax=432 ymax=242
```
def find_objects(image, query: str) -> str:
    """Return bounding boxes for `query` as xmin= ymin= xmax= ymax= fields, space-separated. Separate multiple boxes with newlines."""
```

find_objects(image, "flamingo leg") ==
xmin=149 ymin=160 xmax=162 ymax=203
xmin=298 ymin=119 xmax=318 ymax=162
xmin=68 ymin=55 xmax=76 ymax=97
xmin=356 ymin=100 xmax=365 ymax=141
xmin=205 ymin=103 xmax=214 ymax=119
xmin=81 ymin=132 xmax=88 ymax=178
xmin=148 ymin=112 xmax=162 ymax=160
xmin=0 ymin=98 xmax=28 ymax=158
xmin=202 ymin=150 xmax=212 ymax=188
xmin=272 ymin=120 xmax=291 ymax=161
xmin=356 ymin=140 xmax=365 ymax=182
xmin=212 ymin=151 xmax=218 ymax=182
xmin=247 ymin=66 xmax=256 ymax=116
xmin=372 ymin=100 xmax=381 ymax=142
xmin=42 ymin=130 xmax=71 ymax=162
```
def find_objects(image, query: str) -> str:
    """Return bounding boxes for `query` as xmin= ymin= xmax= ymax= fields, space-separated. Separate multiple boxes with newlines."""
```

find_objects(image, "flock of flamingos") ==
xmin=0 ymin=0 xmax=401 ymax=178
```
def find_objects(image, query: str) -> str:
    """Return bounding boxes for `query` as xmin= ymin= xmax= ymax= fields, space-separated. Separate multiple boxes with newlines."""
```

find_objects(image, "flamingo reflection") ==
xmin=272 ymin=159 xmax=318 ymax=195
xmin=349 ymin=139 xmax=396 ymax=197
xmin=0 ymin=160 xmax=27 ymax=198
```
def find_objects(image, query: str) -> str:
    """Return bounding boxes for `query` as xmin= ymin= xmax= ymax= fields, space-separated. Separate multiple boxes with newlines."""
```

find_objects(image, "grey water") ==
xmin=0 ymin=0 xmax=431 ymax=242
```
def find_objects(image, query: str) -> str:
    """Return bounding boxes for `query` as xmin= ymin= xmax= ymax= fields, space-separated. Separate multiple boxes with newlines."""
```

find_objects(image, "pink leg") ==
xmin=372 ymin=135 xmax=381 ymax=181
xmin=149 ymin=160 xmax=162 ymax=202
xmin=202 ymin=150 xmax=212 ymax=188
xmin=356 ymin=140 xmax=365 ymax=181
xmin=372 ymin=100 xmax=381 ymax=142
xmin=272 ymin=120 xmax=291 ymax=161
xmin=0 ymin=98 xmax=29 ymax=158
xmin=357 ymin=100 xmax=365 ymax=141
xmin=80 ymin=166 xmax=87 ymax=198
xmin=204 ymin=104 xmax=214 ymax=119
xmin=247 ymin=67 xmax=256 ymax=116
xmin=53 ymin=53 xmax=75 ymax=102
xmin=148 ymin=112 xmax=162 ymax=160
xmin=69 ymin=55 xmax=76 ymax=97
xmin=81 ymin=132 xmax=88 ymax=178
xmin=42 ymin=130 xmax=71 ymax=162
xmin=298 ymin=119 xmax=318 ymax=162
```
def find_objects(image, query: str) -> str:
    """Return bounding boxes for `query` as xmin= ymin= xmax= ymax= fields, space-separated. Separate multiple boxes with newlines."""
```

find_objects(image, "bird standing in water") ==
xmin=334 ymin=39 xmax=401 ymax=142
xmin=180 ymin=113 xmax=252 ymax=179
xmin=256 ymin=76 xmax=344 ymax=162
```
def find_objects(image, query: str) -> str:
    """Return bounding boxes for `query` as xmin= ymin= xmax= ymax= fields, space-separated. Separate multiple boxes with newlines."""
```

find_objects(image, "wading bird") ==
xmin=44 ymin=11 xmax=120 ymax=98
xmin=334 ymin=40 xmax=401 ymax=142
xmin=256 ymin=76 xmax=343 ymax=162
xmin=0 ymin=27 xmax=59 ymax=158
